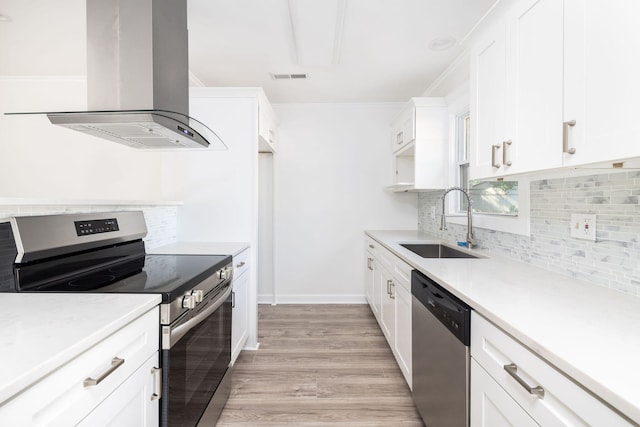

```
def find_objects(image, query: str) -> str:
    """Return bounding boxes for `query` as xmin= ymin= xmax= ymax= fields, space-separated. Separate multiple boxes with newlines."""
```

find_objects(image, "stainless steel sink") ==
xmin=400 ymin=243 xmax=479 ymax=259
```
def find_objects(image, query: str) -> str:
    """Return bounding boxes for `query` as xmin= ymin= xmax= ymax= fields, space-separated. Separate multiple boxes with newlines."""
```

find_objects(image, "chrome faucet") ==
xmin=440 ymin=186 xmax=477 ymax=248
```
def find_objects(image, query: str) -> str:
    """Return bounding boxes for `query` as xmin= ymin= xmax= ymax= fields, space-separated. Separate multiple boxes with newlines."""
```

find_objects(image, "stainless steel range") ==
xmin=0 ymin=211 xmax=233 ymax=427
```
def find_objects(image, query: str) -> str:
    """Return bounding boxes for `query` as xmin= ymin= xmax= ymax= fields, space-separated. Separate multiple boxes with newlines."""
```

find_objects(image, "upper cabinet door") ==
xmin=471 ymin=0 xmax=564 ymax=180
xmin=563 ymin=0 xmax=640 ymax=166
xmin=506 ymin=0 xmax=564 ymax=174
xmin=470 ymin=18 xmax=508 ymax=179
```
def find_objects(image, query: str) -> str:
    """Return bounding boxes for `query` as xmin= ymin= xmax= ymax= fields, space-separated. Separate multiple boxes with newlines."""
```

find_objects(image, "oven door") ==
xmin=161 ymin=283 xmax=232 ymax=427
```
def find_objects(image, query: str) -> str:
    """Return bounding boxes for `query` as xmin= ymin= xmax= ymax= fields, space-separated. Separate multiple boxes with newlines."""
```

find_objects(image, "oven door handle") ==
xmin=163 ymin=283 xmax=232 ymax=350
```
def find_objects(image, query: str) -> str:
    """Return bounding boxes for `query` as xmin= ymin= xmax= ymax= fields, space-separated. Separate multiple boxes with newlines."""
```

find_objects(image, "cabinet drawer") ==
xmin=392 ymin=255 xmax=412 ymax=292
xmin=233 ymin=248 xmax=249 ymax=278
xmin=0 ymin=307 xmax=159 ymax=426
xmin=471 ymin=312 xmax=631 ymax=426
xmin=471 ymin=358 xmax=538 ymax=427
xmin=78 ymin=352 xmax=159 ymax=427
xmin=365 ymin=236 xmax=378 ymax=254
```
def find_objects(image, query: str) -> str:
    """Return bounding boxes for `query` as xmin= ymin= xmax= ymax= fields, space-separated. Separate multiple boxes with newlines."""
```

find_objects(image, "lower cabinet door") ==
xmin=231 ymin=271 xmax=250 ymax=364
xmin=471 ymin=359 xmax=538 ymax=427
xmin=393 ymin=282 xmax=412 ymax=389
xmin=78 ymin=352 xmax=160 ymax=427
xmin=379 ymin=266 xmax=395 ymax=342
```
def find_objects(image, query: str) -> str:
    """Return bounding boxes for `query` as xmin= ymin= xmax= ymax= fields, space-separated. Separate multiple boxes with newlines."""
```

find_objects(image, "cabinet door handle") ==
xmin=386 ymin=279 xmax=392 ymax=295
xmin=563 ymin=120 xmax=576 ymax=154
xmin=502 ymin=140 xmax=512 ymax=166
xmin=84 ymin=357 xmax=125 ymax=388
xmin=232 ymin=291 xmax=236 ymax=308
xmin=397 ymin=131 xmax=403 ymax=145
xmin=503 ymin=363 xmax=545 ymax=398
xmin=368 ymin=244 xmax=375 ymax=249
xmin=236 ymin=261 xmax=245 ymax=268
xmin=390 ymin=282 xmax=395 ymax=299
xmin=491 ymin=144 xmax=501 ymax=168
xmin=151 ymin=367 xmax=162 ymax=401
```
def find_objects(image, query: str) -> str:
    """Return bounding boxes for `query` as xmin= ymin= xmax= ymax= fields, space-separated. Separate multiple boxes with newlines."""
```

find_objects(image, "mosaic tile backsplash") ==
xmin=418 ymin=171 xmax=640 ymax=295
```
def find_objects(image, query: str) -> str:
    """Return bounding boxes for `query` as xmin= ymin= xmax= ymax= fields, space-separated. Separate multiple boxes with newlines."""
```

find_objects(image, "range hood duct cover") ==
xmin=19 ymin=0 xmax=225 ymax=150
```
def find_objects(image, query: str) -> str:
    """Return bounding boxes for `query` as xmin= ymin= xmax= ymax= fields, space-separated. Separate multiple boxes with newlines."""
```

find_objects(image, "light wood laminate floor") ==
xmin=217 ymin=304 xmax=424 ymax=426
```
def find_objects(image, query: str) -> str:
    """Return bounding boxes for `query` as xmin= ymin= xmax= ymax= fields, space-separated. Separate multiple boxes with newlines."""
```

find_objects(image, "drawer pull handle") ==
xmin=386 ymin=279 xmax=392 ymax=295
xmin=502 ymin=140 xmax=512 ymax=166
xmin=151 ymin=367 xmax=162 ymax=401
xmin=563 ymin=120 xmax=576 ymax=155
xmin=491 ymin=144 xmax=501 ymax=168
xmin=503 ymin=363 xmax=545 ymax=398
xmin=236 ymin=261 xmax=246 ymax=268
xmin=368 ymin=244 xmax=375 ymax=249
xmin=84 ymin=357 xmax=125 ymax=388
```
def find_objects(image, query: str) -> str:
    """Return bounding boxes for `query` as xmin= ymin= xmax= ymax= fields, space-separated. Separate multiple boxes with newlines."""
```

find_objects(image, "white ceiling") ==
xmin=0 ymin=0 xmax=496 ymax=103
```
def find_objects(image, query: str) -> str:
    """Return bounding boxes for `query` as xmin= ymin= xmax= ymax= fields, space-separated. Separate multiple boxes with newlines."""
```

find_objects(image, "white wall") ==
xmin=272 ymin=103 xmax=418 ymax=303
xmin=160 ymin=95 xmax=257 ymax=242
xmin=0 ymin=77 xmax=164 ymax=201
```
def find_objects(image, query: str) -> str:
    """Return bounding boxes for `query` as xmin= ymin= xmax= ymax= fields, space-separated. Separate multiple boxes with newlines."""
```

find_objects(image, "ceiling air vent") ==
xmin=271 ymin=73 xmax=309 ymax=80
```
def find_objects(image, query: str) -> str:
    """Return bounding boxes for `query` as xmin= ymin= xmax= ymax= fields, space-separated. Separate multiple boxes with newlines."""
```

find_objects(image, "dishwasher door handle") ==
xmin=503 ymin=363 xmax=545 ymax=398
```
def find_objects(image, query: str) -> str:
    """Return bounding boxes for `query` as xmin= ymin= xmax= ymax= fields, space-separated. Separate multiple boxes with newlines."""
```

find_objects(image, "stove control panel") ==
xmin=74 ymin=218 xmax=119 ymax=236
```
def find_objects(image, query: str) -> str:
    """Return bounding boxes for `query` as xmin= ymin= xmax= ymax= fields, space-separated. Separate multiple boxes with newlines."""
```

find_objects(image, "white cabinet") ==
xmin=364 ymin=234 xmax=412 ymax=388
xmin=78 ymin=354 xmax=160 ymax=427
xmin=471 ymin=359 xmax=538 ymax=427
xmin=379 ymin=265 xmax=396 ymax=342
xmin=563 ymin=0 xmax=640 ymax=167
xmin=470 ymin=0 xmax=640 ymax=180
xmin=0 ymin=307 xmax=160 ymax=427
xmin=393 ymin=275 xmax=412 ymax=386
xmin=387 ymin=98 xmax=449 ymax=192
xmin=470 ymin=18 xmax=508 ymax=180
xmin=364 ymin=239 xmax=380 ymax=320
xmin=231 ymin=248 xmax=250 ymax=364
xmin=471 ymin=312 xmax=632 ymax=426
xmin=258 ymin=92 xmax=277 ymax=153
xmin=390 ymin=103 xmax=416 ymax=153
xmin=470 ymin=0 xmax=564 ymax=179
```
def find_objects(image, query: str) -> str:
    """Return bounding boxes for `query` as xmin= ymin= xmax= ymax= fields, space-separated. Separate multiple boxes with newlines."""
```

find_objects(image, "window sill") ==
xmin=447 ymin=212 xmax=530 ymax=236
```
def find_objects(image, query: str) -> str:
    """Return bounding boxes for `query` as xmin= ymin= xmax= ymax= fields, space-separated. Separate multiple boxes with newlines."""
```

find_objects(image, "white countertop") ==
xmin=0 ymin=293 xmax=160 ymax=405
xmin=149 ymin=241 xmax=249 ymax=257
xmin=366 ymin=230 xmax=640 ymax=425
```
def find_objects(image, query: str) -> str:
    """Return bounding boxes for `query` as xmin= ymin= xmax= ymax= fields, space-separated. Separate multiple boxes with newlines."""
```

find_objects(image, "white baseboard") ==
xmin=258 ymin=294 xmax=367 ymax=304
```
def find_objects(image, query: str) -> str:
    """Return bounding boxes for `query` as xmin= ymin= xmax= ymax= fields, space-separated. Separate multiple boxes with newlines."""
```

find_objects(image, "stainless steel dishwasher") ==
xmin=411 ymin=270 xmax=471 ymax=427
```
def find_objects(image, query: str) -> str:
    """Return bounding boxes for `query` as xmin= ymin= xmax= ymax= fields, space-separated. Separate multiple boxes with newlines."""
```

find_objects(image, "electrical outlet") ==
xmin=430 ymin=206 xmax=436 ymax=220
xmin=570 ymin=213 xmax=596 ymax=241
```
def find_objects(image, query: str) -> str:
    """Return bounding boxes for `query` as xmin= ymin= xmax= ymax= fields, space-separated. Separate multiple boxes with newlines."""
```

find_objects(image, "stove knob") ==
xmin=182 ymin=294 xmax=196 ymax=309
xmin=219 ymin=267 xmax=229 ymax=281
xmin=192 ymin=289 xmax=204 ymax=303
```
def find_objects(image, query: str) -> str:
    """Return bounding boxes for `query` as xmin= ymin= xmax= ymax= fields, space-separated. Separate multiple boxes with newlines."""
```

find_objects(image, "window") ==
xmin=456 ymin=113 xmax=519 ymax=216
xmin=456 ymin=113 xmax=470 ymax=211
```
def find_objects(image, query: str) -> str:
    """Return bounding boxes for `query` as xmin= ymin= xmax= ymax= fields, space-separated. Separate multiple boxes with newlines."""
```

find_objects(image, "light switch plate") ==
xmin=570 ymin=213 xmax=596 ymax=241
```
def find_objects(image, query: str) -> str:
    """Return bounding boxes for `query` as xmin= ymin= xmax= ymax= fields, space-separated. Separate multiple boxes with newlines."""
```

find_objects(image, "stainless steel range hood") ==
xmin=11 ymin=0 xmax=225 ymax=150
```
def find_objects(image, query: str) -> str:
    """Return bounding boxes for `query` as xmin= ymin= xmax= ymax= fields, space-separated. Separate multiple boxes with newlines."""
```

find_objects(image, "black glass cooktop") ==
xmin=14 ymin=241 xmax=231 ymax=303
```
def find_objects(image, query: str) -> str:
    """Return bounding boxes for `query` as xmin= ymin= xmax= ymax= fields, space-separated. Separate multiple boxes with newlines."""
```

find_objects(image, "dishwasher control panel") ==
xmin=411 ymin=270 xmax=470 ymax=345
